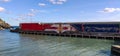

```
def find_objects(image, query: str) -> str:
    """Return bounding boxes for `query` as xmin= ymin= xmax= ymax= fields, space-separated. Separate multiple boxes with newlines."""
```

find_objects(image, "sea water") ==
xmin=0 ymin=30 xmax=114 ymax=56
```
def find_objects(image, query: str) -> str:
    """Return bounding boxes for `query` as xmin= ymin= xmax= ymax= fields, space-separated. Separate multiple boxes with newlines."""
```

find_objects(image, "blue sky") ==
xmin=0 ymin=0 xmax=120 ymax=26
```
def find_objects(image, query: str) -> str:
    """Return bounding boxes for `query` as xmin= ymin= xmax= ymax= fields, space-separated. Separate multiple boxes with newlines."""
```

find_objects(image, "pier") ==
xmin=111 ymin=45 xmax=120 ymax=56
xmin=17 ymin=31 xmax=120 ymax=40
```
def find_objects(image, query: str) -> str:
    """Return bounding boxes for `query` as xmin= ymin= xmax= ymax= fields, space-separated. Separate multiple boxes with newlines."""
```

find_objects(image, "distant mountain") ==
xmin=0 ymin=18 xmax=11 ymax=30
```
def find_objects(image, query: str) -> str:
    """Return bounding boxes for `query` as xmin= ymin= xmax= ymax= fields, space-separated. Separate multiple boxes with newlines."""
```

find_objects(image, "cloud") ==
xmin=0 ymin=0 xmax=11 ymax=2
xmin=38 ymin=3 xmax=46 ymax=7
xmin=99 ymin=8 xmax=120 ymax=13
xmin=12 ymin=14 xmax=28 ymax=21
xmin=30 ymin=9 xmax=48 ymax=13
xmin=27 ymin=13 xmax=35 ymax=17
xmin=49 ymin=0 xmax=67 ymax=5
xmin=30 ymin=9 xmax=40 ymax=13
xmin=0 ymin=7 xmax=5 ymax=12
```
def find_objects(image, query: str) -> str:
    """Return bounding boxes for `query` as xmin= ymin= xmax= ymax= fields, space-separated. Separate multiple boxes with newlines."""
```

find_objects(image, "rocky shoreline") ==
xmin=0 ymin=18 xmax=11 ymax=30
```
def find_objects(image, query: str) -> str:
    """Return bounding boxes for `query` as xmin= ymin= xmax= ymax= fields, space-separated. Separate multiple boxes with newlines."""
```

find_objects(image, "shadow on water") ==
xmin=0 ymin=30 xmax=114 ymax=56
xmin=114 ymin=39 xmax=120 ymax=45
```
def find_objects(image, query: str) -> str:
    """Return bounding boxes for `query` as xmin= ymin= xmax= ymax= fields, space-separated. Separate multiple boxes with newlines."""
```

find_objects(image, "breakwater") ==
xmin=16 ymin=31 xmax=120 ymax=40
xmin=17 ymin=22 xmax=120 ymax=40
xmin=111 ymin=45 xmax=120 ymax=56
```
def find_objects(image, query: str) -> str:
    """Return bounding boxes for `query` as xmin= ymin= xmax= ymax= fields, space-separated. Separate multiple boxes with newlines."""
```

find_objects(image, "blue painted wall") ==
xmin=71 ymin=24 xmax=119 ymax=33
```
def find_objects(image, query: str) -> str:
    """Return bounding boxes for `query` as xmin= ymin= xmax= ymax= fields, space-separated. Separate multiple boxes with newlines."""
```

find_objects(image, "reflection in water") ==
xmin=0 ymin=30 xmax=114 ymax=56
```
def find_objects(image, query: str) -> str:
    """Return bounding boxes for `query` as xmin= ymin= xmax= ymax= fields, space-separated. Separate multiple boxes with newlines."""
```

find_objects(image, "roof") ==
xmin=20 ymin=21 xmax=120 ymax=24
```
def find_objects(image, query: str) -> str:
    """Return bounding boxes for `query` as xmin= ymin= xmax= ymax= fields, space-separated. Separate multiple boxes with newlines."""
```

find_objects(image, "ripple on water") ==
xmin=0 ymin=30 xmax=114 ymax=56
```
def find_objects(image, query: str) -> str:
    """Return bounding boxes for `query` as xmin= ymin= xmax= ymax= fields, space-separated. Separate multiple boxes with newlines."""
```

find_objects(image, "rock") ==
xmin=0 ymin=18 xmax=11 ymax=30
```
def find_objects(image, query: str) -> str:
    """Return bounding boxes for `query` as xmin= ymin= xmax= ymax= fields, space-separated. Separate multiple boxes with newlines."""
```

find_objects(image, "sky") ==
xmin=0 ymin=0 xmax=120 ymax=26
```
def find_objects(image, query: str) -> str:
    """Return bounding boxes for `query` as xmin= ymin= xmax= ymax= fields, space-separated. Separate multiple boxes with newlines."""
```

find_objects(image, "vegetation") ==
xmin=0 ymin=18 xmax=10 ymax=30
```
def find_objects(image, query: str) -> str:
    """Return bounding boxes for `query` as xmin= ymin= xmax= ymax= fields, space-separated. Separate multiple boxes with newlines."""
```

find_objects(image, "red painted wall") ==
xmin=20 ymin=23 xmax=55 ymax=31
xmin=20 ymin=23 xmax=74 ymax=33
xmin=20 ymin=23 xmax=44 ymax=31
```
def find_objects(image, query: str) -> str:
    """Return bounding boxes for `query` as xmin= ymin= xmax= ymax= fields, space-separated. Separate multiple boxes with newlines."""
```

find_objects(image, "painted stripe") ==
xmin=44 ymin=24 xmax=76 ymax=33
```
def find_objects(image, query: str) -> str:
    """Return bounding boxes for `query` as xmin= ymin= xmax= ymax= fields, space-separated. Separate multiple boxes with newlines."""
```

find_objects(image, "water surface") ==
xmin=0 ymin=30 xmax=114 ymax=56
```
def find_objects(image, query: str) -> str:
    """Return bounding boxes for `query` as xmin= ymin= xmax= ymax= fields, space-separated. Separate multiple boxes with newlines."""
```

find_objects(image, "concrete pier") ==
xmin=16 ymin=31 xmax=120 ymax=40
xmin=111 ymin=45 xmax=120 ymax=56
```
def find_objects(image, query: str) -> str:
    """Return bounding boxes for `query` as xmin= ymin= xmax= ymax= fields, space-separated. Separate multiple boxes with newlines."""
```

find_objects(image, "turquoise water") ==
xmin=0 ymin=30 xmax=114 ymax=56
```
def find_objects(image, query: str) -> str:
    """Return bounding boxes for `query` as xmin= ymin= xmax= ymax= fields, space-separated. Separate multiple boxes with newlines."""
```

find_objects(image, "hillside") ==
xmin=0 ymin=18 xmax=11 ymax=30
